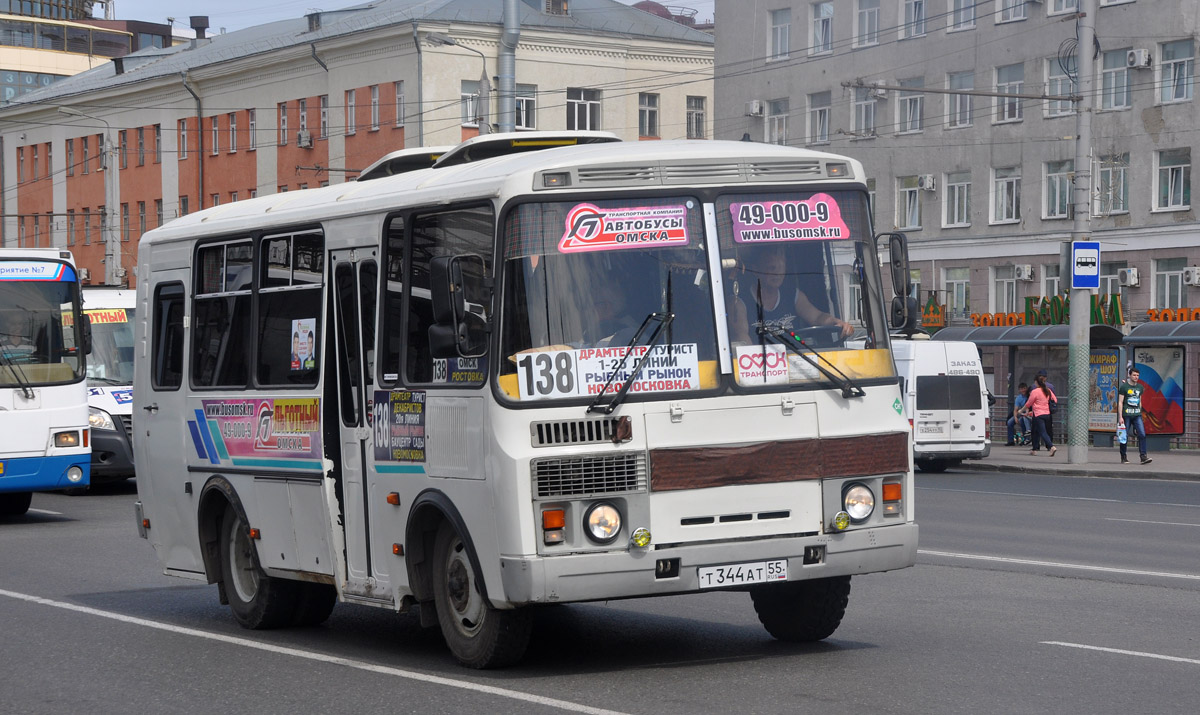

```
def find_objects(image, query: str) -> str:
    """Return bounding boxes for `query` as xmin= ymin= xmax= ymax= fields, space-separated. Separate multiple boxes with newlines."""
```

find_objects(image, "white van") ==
xmin=82 ymin=288 xmax=136 ymax=484
xmin=892 ymin=338 xmax=991 ymax=472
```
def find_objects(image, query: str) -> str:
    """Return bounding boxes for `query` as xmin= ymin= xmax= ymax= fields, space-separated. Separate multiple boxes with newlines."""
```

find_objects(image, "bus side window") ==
xmin=152 ymin=282 xmax=185 ymax=390
xmin=256 ymin=231 xmax=323 ymax=387
xmin=380 ymin=215 xmax=404 ymax=384
xmin=192 ymin=240 xmax=252 ymax=388
xmin=405 ymin=205 xmax=494 ymax=385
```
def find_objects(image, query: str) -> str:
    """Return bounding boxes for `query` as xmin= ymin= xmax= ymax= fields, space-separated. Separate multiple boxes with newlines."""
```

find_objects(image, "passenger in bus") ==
xmin=727 ymin=244 xmax=853 ymax=344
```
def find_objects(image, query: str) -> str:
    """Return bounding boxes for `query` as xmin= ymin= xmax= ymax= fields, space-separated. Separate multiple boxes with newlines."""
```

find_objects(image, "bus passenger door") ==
xmin=329 ymin=250 xmax=383 ymax=598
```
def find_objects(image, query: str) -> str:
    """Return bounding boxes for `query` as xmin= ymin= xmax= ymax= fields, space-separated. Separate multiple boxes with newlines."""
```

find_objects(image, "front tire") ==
xmin=219 ymin=504 xmax=300 ymax=629
xmin=750 ymin=575 xmax=851 ymax=642
xmin=431 ymin=521 xmax=531 ymax=668
xmin=0 ymin=491 xmax=33 ymax=516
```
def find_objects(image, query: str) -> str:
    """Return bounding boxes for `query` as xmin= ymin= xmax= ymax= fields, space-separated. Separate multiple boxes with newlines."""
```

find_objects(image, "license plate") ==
xmin=697 ymin=559 xmax=788 ymax=589
xmin=918 ymin=423 xmax=943 ymax=434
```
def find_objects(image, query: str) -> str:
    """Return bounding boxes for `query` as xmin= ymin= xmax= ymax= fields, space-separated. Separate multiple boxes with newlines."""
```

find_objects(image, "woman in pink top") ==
xmin=1021 ymin=375 xmax=1057 ymax=457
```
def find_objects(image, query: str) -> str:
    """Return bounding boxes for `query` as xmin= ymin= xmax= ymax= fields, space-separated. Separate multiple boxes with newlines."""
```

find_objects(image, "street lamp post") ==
xmin=426 ymin=32 xmax=491 ymax=135
xmin=59 ymin=107 xmax=121 ymax=285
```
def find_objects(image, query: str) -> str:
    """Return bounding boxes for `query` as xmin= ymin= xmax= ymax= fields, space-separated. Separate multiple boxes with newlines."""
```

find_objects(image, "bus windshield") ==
xmin=0 ymin=275 xmax=85 ymax=387
xmin=85 ymin=307 xmax=136 ymax=385
xmin=499 ymin=196 xmax=719 ymax=402
xmin=715 ymin=190 xmax=894 ymax=388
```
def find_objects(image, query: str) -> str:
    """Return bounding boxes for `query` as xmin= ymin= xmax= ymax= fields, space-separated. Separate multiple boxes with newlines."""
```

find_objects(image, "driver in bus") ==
xmin=728 ymin=243 xmax=854 ymax=344
xmin=0 ymin=312 xmax=35 ymax=359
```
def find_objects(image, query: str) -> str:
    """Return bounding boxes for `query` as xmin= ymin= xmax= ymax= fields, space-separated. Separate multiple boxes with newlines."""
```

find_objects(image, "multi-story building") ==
xmin=716 ymin=0 xmax=1199 ymax=443
xmin=0 ymin=0 xmax=714 ymax=284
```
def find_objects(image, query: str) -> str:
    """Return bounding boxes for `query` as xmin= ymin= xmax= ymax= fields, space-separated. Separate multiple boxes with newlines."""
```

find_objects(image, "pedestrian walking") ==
xmin=1117 ymin=367 xmax=1153 ymax=465
xmin=1022 ymin=374 xmax=1057 ymax=457
xmin=1036 ymin=368 xmax=1057 ymax=443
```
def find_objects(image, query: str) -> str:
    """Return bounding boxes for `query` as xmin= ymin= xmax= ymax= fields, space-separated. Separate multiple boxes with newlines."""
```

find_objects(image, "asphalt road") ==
xmin=2 ymin=471 xmax=1198 ymax=714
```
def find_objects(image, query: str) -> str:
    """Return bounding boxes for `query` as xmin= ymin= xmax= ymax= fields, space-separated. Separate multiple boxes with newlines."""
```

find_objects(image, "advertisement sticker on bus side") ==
xmin=516 ymin=344 xmax=700 ymax=400
xmin=372 ymin=390 xmax=426 ymax=463
xmin=558 ymin=203 xmax=690 ymax=253
xmin=187 ymin=398 xmax=322 ymax=468
xmin=729 ymin=193 xmax=850 ymax=242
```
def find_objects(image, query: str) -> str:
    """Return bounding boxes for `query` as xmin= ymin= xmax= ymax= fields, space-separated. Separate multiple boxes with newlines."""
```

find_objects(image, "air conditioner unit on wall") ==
xmin=745 ymin=100 xmax=765 ymax=117
xmin=79 ymin=267 xmax=90 ymax=281
xmin=1126 ymin=49 xmax=1152 ymax=69
xmin=869 ymin=88 xmax=889 ymax=100
xmin=1118 ymin=267 xmax=1140 ymax=287
xmin=1015 ymin=264 xmax=1034 ymax=281
xmin=1183 ymin=266 xmax=1200 ymax=286
xmin=917 ymin=174 xmax=936 ymax=191
xmin=296 ymin=130 xmax=313 ymax=148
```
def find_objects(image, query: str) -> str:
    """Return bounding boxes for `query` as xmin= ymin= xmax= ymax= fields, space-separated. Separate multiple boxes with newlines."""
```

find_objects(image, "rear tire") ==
xmin=750 ymin=575 xmax=851 ymax=642
xmin=915 ymin=458 xmax=948 ymax=473
xmin=0 ymin=491 xmax=33 ymax=516
xmin=219 ymin=504 xmax=300 ymax=629
xmin=431 ymin=521 xmax=531 ymax=668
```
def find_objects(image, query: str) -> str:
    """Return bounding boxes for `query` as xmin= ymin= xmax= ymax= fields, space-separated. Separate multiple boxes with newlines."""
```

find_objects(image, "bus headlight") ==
xmin=88 ymin=407 xmax=117 ymax=431
xmin=583 ymin=502 xmax=622 ymax=544
xmin=54 ymin=430 xmax=81 ymax=447
xmin=843 ymin=483 xmax=875 ymax=522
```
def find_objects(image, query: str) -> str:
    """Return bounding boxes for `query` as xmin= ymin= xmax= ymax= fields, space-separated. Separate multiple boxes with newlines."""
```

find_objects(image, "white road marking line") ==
xmin=917 ymin=550 xmax=1200 ymax=581
xmin=921 ymin=486 xmax=1200 ymax=509
xmin=1105 ymin=517 xmax=1200 ymax=528
xmin=0 ymin=587 xmax=629 ymax=715
xmin=1042 ymin=641 xmax=1200 ymax=666
xmin=27 ymin=508 xmax=63 ymax=516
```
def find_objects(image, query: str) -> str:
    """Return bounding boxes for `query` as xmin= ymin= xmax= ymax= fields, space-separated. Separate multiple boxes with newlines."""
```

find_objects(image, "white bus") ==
xmin=82 ymin=288 xmax=137 ymax=484
xmin=0 ymin=249 xmax=91 ymax=516
xmin=133 ymin=134 xmax=918 ymax=668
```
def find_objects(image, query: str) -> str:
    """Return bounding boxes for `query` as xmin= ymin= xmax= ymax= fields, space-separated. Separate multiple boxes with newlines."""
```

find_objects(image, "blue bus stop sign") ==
xmin=1072 ymin=241 xmax=1100 ymax=290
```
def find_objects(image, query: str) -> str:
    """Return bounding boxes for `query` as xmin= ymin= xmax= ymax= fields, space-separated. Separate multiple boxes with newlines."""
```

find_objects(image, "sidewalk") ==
xmin=957 ymin=441 xmax=1200 ymax=480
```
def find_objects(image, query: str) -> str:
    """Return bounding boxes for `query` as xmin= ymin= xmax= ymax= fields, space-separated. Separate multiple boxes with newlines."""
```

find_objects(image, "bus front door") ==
xmin=329 ymin=251 xmax=383 ymax=599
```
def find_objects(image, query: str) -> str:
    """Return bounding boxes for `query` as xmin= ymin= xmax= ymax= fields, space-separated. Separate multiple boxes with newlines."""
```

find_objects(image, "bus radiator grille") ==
xmin=530 ymin=418 xmax=629 ymax=447
xmin=532 ymin=453 xmax=647 ymax=498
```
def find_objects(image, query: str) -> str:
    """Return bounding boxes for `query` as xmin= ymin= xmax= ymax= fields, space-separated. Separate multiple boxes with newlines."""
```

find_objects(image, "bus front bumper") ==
xmin=498 ymin=522 xmax=917 ymax=606
xmin=0 ymin=454 xmax=90 ymax=492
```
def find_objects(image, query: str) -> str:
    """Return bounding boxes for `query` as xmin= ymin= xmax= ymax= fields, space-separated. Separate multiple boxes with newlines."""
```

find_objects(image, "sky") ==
xmin=99 ymin=0 xmax=716 ymax=36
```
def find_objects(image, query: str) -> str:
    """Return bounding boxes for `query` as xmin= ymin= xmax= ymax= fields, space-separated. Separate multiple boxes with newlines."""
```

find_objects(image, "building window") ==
xmin=279 ymin=102 xmax=288 ymax=144
xmin=853 ymin=87 xmax=876 ymax=136
xmin=1045 ymin=160 xmax=1073 ymax=219
xmin=1159 ymin=39 xmax=1194 ymax=104
xmin=248 ymin=110 xmax=256 ymax=150
xmin=83 ymin=208 xmax=91 ymax=244
xmin=566 ymin=88 xmax=601 ymax=130
xmin=845 ymin=271 xmax=863 ymax=323
xmin=155 ymin=199 xmax=163 ymax=227
xmin=948 ymin=71 xmax=973 ymax=127
xmin=999 ymin=0 xmax=1026 ymax=22
xmin=996 ymin=63 xmax=1024 ymax=122
xmin=370 ymin=85 xmax=380 ymax=130
xmin=1046 ymin=58 xmax=1075 ymax=117
xmin=767 ymin=98 xmax=789 ymax=145
xmin=950 ymin=0 xmax=975 ymax=31
xmin=515 ymin=83 xmax=539 ymax=128
xmin=993 ymin=266 xmax=1017 ymax=314
xmin=461 ymin=80 xmax=481 ymax=127
xmin=346 ymin=91 xmax=356 ymax=135
xmin=67 ymin=209 xmax=75 ymax=246
xmin=1155 ymin=258 xmax=1187 ymax=310
xmin=807 ymin=91 xmax=829 ymax=144
xmin=178 ymin=119 xmax=187 ymax=159
xmin=992 ymin=167 xmax=1021 ymax=223
xmin=153 ymin=124 xmax=161 ymax=163
xmin=211 ymin=194 xmax=220 ymax=207
xmin=897 ymin=176 xmax=921 ymax=229
xmin=686 ymin=95 xmax=706 ymax=139
xmin=1100 ymin=262 xmax=1125 ymax=300
xmin=298 ymin=99 xmax=308 ymax=135
xmin=121 ymin=203 xmax=129 ymax=241
xmin=180 ymin=196 xmax=189 ymax=216
xmin=898 ymin=78 xmax=923 ymax=133
xmin=902 ymin=0 xmax=925 ymax=39
xmin=231 ymin=191 xmax=238 ymax=202
xmin=1050 ymin=0 xmax=1078 ymax=14
xmin=137 ymin=127 xmax=145 ymax=165
xmin=96 ymin=134 xmax=105 ymax=171
xmin=119 ymin=131 xmax=127 ymax=168
xmin=81 ymin=136 xmax=89 ymax=173
xmin=770 ymin=8 xmax=790 ymax=59
xmin=638 ymin=93 xmax=659 ymax=137
xmin=867 ymin=178 xmax=876 ymax=223
xmin=210 ymin=117 xmax=219 ymax=155
xmin=228 ymin=112 xmax=237 ymax=152
xmin=1101 ymin=49 xmax=1132 ymax=110
xmin=66 ymin=138 xmax=74 ymax=177
xmin=1043 ymin=264 xmax=1061 ymax=298
xmin=394 ymin=83 xmax=405 ymax=127
xmin=811 ymin=2 xmax=833 ymax=55
xmin=1093 ymin=153 xmax=1129 ymax=215
xmin=1156 ymin=149 xmax=1191 ymax=210
xmin=944 ymin=171 xmax=971 ymax=227
xmin=945 ymin=267 xmax=970 ymax=321
xmin=855 ymin=0 xmax=879 ymax=47
xmin=138 ymin=201 xmax=146 ymax=236
xmin=319 ymin=96 xmax=329 ymax=138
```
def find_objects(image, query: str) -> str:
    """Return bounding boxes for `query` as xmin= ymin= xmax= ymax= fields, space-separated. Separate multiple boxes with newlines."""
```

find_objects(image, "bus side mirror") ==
xmin=891 ymin=295 xmax=920 ymax=332
xmin=878 ymin=232 xmax=914 ymax=331
xmin=80 ymin=313 xmax=93 ymax=355
xmin=429 ymin=254 xmax=490 ymax=359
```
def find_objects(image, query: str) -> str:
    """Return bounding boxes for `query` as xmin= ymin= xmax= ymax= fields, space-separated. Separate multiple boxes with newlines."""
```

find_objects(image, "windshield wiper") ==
xmin=758 ymin=325 xmax=866 ymax=399
xmin=586 ymin=310 xmax=675 ymax=415
xmin=0 ymin=348 xmax=35 ymax=400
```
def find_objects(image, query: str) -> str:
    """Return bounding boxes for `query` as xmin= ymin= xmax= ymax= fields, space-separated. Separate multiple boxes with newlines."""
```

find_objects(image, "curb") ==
xmin=955 ymin=460 xmax=1200 ymax=482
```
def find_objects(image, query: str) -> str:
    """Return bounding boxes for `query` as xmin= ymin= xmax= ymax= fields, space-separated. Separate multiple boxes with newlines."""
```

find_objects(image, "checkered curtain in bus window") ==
xmin=197 ymin=246 xmax=223 ymax=294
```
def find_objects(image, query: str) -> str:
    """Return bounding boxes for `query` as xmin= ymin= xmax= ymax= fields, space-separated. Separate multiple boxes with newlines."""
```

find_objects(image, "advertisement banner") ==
xmin=372 ymin=390 xmax=427 ymax=462
xmin=1132 ymin=346 xmax=1186 ymax=435
xmin=1089 ymin=349 xmax=1120 ymax=431
xmin=729 ymin=193 xmax=850 ymax=243
xmin=187 ymin=398 xmax=322 ymax=468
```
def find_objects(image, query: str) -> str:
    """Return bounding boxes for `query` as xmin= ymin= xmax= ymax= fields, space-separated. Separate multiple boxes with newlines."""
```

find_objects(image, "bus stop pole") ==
xmin=1067 ymin=0 xmax=1097 ymax=464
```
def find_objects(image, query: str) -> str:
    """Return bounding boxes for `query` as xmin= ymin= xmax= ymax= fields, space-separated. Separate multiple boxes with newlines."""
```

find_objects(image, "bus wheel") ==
xmin=431 ymin=521 xmax=532 ymax=669
xmin=291 ymin=583 xmax=337 ymax=627
xmin=0 ymin=491 xmax=33 ymax=516
xmin=219 ymin=504 xmax=299 ymax=629
xmin=750 ymin=575 xmax=851 ymax=642
xmin=916 ymin=459 xmax=949 ymax=473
